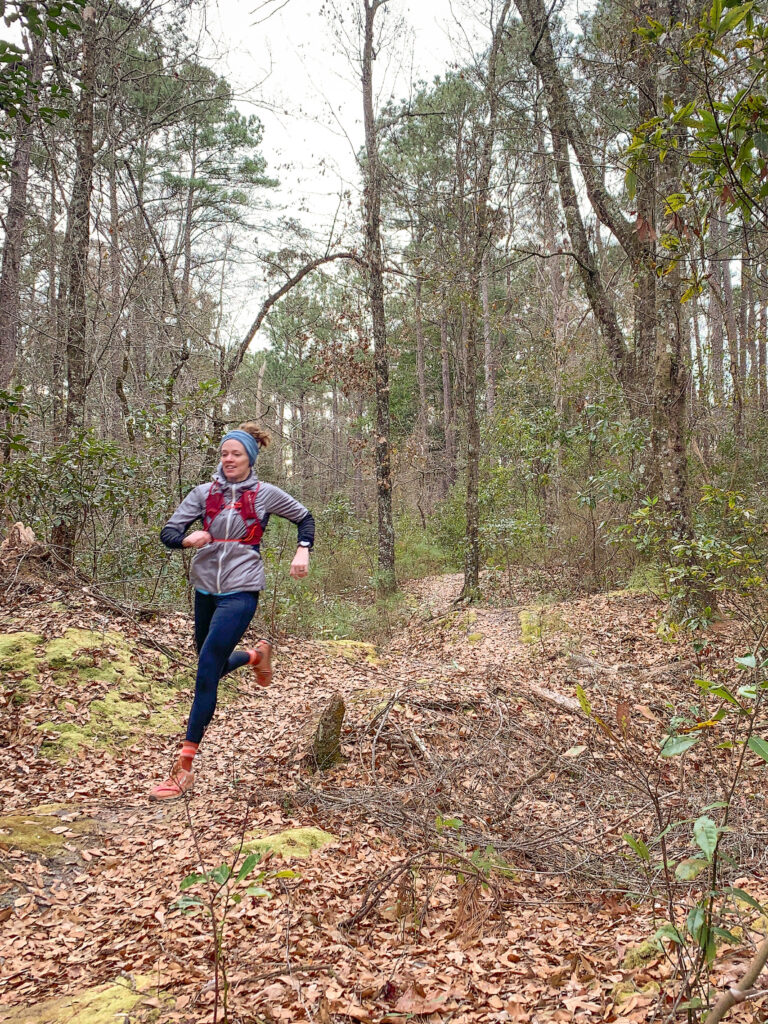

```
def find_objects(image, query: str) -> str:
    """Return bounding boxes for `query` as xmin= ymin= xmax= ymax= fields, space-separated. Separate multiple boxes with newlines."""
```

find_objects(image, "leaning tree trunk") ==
xmin=362 ymin=0 xmax=395 ymax=592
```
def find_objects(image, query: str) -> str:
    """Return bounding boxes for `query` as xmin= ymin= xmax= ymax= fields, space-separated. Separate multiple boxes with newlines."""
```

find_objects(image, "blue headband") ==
xmin=221 ymin=430 xmax=259 ymax=466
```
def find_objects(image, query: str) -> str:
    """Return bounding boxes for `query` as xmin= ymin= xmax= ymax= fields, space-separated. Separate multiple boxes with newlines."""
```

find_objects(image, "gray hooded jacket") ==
xmin=160 ymin=466 xmax=314 ymax=594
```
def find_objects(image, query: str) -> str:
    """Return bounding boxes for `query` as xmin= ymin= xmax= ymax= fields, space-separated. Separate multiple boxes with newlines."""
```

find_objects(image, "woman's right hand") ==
xmin=182 ymin=530 xmax=213 ymax=549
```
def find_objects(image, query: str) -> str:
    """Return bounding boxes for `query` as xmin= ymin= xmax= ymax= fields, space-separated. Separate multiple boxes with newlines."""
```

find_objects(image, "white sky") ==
xmin=195 ymin=0 xmax=473 ymax=235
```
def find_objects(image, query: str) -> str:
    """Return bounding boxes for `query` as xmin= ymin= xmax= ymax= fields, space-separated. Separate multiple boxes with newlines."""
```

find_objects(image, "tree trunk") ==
xmin=459 ymin=0 xmax=511 ymax=602
xmin=440 ymin=310 xmax=456 ymax=491
xmin=718 ymin=210 xmax=742 ymax=436
xmin=0 ymin=36 xmax=45 ymax=392
xmin=51 ymin=5 xmax=98 ymax=562
xmin=708 ymin=230 xmax=725 ymax=403
xmin=362 ymin=0 xmax=395 ymax=592
xmin=481 ymin=249 xmax=496 ymax=416
xmin=759 ymin=264 xmax=767 ymax=412
xmin=63 ymin=7 xmax=98 ymax=435
xmin=415 ymin=273 xmax=428 ymax=447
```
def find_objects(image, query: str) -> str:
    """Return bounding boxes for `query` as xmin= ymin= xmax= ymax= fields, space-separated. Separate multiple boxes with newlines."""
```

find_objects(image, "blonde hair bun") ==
xmin=237 ymin=421 xmax=271 ymax=449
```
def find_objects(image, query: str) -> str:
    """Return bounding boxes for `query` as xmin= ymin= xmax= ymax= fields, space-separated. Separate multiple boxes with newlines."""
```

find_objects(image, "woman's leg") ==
xmin=219 ymin=593 xmax=260 ymax=676
xmin=186 ymin=591 xmax=259 ymax=743
xmin=194 ymin=590 xmax=217 ymax=654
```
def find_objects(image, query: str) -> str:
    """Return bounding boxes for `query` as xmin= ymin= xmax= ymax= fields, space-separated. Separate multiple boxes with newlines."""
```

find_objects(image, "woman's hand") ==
xmin=290 ymin=546 xmax=310 ymax=579
xmin=182 ymin=530 xmax=213 ymax=549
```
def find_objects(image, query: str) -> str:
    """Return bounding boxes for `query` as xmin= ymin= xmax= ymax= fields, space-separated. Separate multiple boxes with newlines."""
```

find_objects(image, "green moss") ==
xmin=0 ymin=974 xmax=159 ymax=1023
xmin=0 ymin=631 xmax=43 ymax=693
xmin=39 ymin=686 xmax=181 ymax=761
xmin=241 ymin=826 xmax=337 ymax=860
xmin=467 ymin=632 xmax=484 ymax=645
xmin=36 ymin=629 xmax=182 ymax=759
xmin=519 ymin=606 xmax=566 ymax=643
xmin=627 ymin=563 xmax=664 ymax=593
xmin=3 ymin=624 xmax=235 ymax=762
xmin=621 ymin=938 xmax=662 ymax=970
xmin=320 ymin=640 xmax=383 ymax=667
xmin=611 ymin=980 xmax=660 ymax=1005
xmin=45 ymin=628 xmax=161 ymax=687
xmin=0 ymin=804 xmax=97 ymax=856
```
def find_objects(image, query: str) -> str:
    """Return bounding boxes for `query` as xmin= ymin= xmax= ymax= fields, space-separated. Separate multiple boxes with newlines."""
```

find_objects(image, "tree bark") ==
xmin=0 ymin=35 xmax=45 ymax=392
xmin=52 ymin=4 xmax=98 ymax=563
xmin=481 ymin=249 xmax=496 ymax=416
xmin=459 ymin=0 xmax=511 ymax=602
xmin=362 ymin=0 xmax=395 ymax=591
xmin=440 ymin=309 xmax=456 ymax=491
xmin=63 ymin=6 xmax=98 ymax=434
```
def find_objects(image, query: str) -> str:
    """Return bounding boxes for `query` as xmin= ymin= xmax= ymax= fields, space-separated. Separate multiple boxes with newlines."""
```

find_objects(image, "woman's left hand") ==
xmin=290 ymin=547 xmax=310 ymax=579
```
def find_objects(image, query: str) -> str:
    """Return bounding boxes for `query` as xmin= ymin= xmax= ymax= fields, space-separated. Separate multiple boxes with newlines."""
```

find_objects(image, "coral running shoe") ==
xmin=247 ymin=640 xmax=273 ymax=687
xmin=149 ymin=761 xmax=195 ymax=802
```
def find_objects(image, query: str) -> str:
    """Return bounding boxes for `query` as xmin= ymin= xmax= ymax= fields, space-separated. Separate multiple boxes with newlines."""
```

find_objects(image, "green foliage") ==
xmin=172 ymin=848 xmax=299 ymax=1021
xmin=0 ymin=1 xmax=83 ymax=159
xmin=1 ymin=428 xmax=162 ymax=555
xmin=477 ymin=395 xmax=647 ymax=586
xmin=257 ymin=505 xmax=452 ymax=642
xmin=625 ymin=487 xmax=768 ymax=631
xmin=625 ymin=0 xmax=768 ymax=223
xmin=591 ymin=644 xmax=768 ymax=1009
xmin=0 ymin=386 xmax=30 ymax=453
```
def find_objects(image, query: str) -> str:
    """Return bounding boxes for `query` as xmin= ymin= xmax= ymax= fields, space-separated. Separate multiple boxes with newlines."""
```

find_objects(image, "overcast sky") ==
xmin=195 ymin=0 xmax=474 ymax=235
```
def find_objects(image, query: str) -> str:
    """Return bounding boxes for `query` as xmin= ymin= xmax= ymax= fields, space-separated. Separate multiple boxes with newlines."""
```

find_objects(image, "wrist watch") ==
xmin=298 ymin=540 xmax=311 ymax=549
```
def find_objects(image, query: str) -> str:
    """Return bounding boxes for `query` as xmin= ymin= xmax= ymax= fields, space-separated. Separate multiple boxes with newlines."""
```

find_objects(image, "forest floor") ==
xmin=1 ymin=562 xmax=768 ymax=1024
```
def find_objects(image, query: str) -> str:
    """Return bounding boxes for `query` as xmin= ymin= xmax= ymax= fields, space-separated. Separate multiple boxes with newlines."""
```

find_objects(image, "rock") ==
xmin=241 ymin=826 xmax=337 ymax=861
xmin=621 ymin=938 xmax=662 ymax=970
xmin=319 ymin=639 xmax=383 ymax=667
xmin=0 ymin=804 xmax=99 ymax=857
xmin=0 ymin=974 xmax=159 ymax=1023
xmin=0 ymin=631 xmax=43 ymax=694
xmin=301 ymin=692 xmax=345 ymax=772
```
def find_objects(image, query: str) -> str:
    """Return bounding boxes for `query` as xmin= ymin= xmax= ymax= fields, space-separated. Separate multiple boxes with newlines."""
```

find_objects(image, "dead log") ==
xmin=0 ymin=522 xmax=47 ymax=561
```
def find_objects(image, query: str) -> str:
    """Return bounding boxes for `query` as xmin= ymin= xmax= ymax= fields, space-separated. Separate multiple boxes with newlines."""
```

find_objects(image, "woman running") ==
xmin=149 ymin=422 xmax=313 ymax=801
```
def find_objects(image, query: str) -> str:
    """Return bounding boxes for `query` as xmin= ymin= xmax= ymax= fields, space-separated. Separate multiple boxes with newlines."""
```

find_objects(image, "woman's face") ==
xmin=220 ymin=441 xmax=251 ymax=482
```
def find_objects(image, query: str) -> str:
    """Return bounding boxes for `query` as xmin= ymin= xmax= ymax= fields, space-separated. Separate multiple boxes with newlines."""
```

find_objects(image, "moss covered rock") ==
xmin=0 ymin=631 xmax=43 ymax=693
xmin=611 ymin=979 xmax=661 ymax=1005
xmin=0 ymin=974 xmax=159 ymax=1023
xmin=45 ymin=628 xmax=156 ymax=686
xmin=0 ymin=804 xmax=98 ymax=856
xmin=621 ymin=938 xmax=662 ymax=970
xmin=241 ymin=826 xmax=337 ymax=860
xmin=320 ymin=639 xmax=383 ymax=667
xmin=0 ymin=626 xmax=183 ymax=760
xmin=519 ymin=605 xmax=566 ymax=643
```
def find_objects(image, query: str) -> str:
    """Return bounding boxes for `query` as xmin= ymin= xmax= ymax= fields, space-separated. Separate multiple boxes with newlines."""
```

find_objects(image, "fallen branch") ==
xmin=705 ymin=936 xmax=768 ymax=1024
xmin=341 ymin=846 xmax=499 ymax=930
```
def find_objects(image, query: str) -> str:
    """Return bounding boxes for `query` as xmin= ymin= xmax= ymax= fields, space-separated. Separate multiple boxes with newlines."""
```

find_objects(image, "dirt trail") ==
xmin=1 ymin=573 xmax=766 ymax=1023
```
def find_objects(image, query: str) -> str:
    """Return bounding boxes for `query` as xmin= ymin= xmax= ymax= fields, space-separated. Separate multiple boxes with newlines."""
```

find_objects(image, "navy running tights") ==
xmin=186 ymin=590 xmax=259 ymax=744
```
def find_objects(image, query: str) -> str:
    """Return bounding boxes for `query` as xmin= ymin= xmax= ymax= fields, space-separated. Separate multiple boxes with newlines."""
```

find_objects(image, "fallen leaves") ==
xmin=1 ymin=574 xmax=768 ymax=1023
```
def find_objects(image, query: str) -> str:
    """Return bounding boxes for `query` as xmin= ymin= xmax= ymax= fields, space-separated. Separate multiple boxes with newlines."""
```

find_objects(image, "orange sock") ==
xmin=180 ymin=740 xmax=198 ymax=771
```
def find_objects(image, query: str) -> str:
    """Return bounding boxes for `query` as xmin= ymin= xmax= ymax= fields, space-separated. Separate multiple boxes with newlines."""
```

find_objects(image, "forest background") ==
xmin=1 ymin=0 xmax=768 ymax=635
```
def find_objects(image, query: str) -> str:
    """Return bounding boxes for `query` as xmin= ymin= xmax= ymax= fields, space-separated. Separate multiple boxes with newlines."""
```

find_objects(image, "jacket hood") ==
xmin=214 ymin=465 xmax=259 ymax=491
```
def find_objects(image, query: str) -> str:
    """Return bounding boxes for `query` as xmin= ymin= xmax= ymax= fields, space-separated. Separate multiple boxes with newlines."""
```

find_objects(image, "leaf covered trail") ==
xmin=1 ymin=572 xmax=767 ymax=1023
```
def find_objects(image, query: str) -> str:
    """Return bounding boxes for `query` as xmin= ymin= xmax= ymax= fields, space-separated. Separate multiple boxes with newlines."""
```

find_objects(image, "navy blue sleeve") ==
xmin=297 ymin=511 xmax=315 ymax=548
xmin=160 ymin=486 xmax=206 ymax=550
